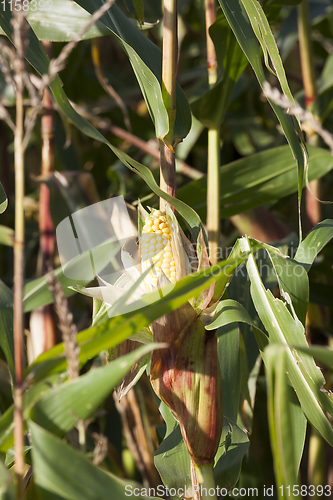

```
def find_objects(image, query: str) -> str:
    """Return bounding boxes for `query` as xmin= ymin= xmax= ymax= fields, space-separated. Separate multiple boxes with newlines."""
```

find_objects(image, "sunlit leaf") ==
xmin=0 ymin=226 xmax=14 ymax=247
xmin=295 ymin=219 xmax=333 ymax=272
xmin=24 ymin=0 xmax=110 ymax=42
xmin=242 ymin=238 xmax=333 ymax=448
xmin=206 ymin=298 xmax=261 ymax=331
xmin=264 ymin=345 xmax=304 ymax=498
xmin=291 ymin=345 xmax=333 ymax=369
xmin=0 ymin=183 xmax=7 ymax=214
xmin=257 ymin=241 xmax=309 ymax=326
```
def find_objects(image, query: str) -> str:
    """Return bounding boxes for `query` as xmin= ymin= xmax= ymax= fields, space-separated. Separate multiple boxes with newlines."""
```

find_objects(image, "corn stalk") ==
xmin=160 ymin=0 xmax=178 ymax=209
xmin=12 ymin=10 xmax=26 ymax=500
xmin=298 ymin=0 xmax=320 ymax=229
xmin=205 ymin=0 xmax=220 ymax=265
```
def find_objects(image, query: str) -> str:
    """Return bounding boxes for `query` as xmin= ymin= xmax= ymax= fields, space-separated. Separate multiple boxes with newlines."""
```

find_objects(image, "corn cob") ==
xmin=140 ymin=210 xmax=177 ymax=286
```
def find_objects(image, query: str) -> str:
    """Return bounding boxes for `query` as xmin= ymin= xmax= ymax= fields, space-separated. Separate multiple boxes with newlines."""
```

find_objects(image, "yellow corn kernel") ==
xmin=140 ymin=210 xmax=177 ymax=284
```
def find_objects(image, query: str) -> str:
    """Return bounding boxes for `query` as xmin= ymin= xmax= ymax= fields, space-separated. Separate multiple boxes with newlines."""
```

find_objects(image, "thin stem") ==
xmin=205 ymin=0 xmax=218 ymax=87
xmin=40 ymin=44 xmax=55 ymax=274
xmin=298 ymin=0 xmax=317 ymax=108
xmin=207 ymin=127 xmax=220 ymax=264
xmin=298 ymin=0 xmax=321 ymax=228
xmin=298 ymin=4 xmax=325 ymax=489
xmin=12 ymin=11 xmax=26 ymax=500
xmin=34 ymin=41 xmax=57 ymax=356
xmin=28 ymin=44 xmax=57 ymax=362
xmin=77 ymin=420 xmax=86 ymax=453
xmin=159 ymin=141 xmax=176 ymax=208
xmin=162 ymin=0 xmax=177 ymax=144
xmin=160 ymin=0 xmax=178 ymax=211
xmin=193 ymin=462 xmax=217 ymax=500
xmin=205 ymin=0 xmax=220 ymax=265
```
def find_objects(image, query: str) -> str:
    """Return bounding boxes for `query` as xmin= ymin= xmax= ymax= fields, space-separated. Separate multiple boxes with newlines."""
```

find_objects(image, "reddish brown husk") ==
xmin=174 ymin=321 xmax=222 ymax=464
xmin=150 ymin=301 xmax=197 ymax=412
xmin=150 ymin=311 xmax=223 ymax=465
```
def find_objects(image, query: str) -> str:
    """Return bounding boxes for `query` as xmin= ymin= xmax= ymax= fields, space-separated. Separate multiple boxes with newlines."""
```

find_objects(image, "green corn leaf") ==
xmin=0 ymin=1 xmax=190 ymax=180
xmin=295 ymin=219 xmax=333 ymax=272
xmin=70 ymin=0 xmax=191 ymax=143
xmin=191 ymin=10 xmax=248 ymax=128
xmin=154 ymin=401 xmax=192 ymax=496
xmin=0 ymin=183 xmax=7 ymax=214
xmin=264 ymin=345 xmax=304 ymax=499
xmin=28 ymin=420 xmax=160 ymax=500
xmin=13 ymin=0 xmax=110 ymax=42
xmin=27 ymin=253 xmax=249 ymax=382
xmin=290 ymin=345 xmax=333 ymax=369
xmin=0 ymin=405 xmax=14 ymax=454
xmin=133 ymin=0 xmax=144 ymax=26
xmin=0 ymin=226 xmax=14 ymax=247
xmin=214 ymin=416 xmax=250 ymax=490
xmin=177 ymin=146 xmax=333 ymax=219
xmin=217 ymin=323 xmax=241 ymax=423
xmin=242 ymin=238 xmax=333 ymax=448
xmin=253 ymin=240 xmax=309 ymax=326
xmin=29 ymin=343 xmax=163 ymax=435
xmin=0 ymin=374 xmax=62 ymax=454
xmin=205 ymin=298 xmax=263 ymax=332
xmin=218 ymin=0 xmax=307 ymax=239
